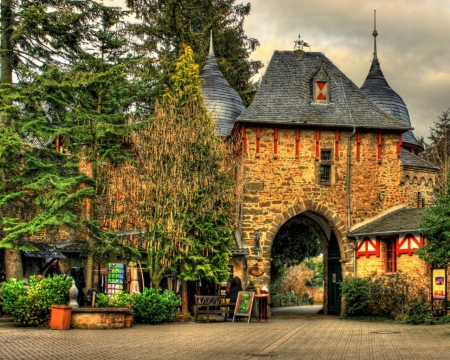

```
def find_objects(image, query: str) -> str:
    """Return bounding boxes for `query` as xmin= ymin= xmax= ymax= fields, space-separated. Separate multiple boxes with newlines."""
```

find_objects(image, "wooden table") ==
xmin=255 ymin=294 xmax=269 ymax=322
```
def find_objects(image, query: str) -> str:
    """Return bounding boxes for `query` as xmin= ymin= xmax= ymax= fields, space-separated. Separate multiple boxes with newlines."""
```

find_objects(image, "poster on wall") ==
xmin=432 ymin=268 xmax=446 ymax=300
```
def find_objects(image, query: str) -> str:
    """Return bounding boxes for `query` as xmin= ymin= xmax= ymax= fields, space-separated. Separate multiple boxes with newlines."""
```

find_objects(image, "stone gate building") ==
xmin=203 ymin=30 xmax=439 ymax=315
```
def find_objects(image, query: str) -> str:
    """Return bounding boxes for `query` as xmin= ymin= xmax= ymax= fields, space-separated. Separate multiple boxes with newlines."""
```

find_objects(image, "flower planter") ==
xmin=124 ymin=315 xmax=133 ymax=328
xmin=50 ymin=305 xmax=73 ymax=330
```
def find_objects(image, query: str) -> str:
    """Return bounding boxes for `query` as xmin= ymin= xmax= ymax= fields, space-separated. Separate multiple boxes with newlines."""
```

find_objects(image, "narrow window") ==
xmin=321 ymin=150 xmax=331 ymax=161
xmin=320 ymin=150 xmax=332 ymax=182
xmin=385 ymin=239 xmax=396 ymax=273
xmin=315 ymin=81 xmax=328 ymax=101
xmin=320 ymin=165 xmax=331 ymax=182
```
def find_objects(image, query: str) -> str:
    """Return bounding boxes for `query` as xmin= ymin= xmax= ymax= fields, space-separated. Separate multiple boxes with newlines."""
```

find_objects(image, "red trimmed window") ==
xmin=385 ymin=238 xmax=397 ymax=273
xmin=316 ymin=81 xmax=328 ymax=101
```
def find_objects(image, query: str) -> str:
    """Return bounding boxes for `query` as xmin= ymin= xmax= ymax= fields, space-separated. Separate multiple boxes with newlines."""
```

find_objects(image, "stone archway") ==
xmin=246 ymin=200 xmax=355 ymax=316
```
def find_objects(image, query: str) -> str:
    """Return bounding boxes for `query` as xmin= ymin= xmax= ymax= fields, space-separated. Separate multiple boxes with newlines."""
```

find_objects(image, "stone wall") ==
xmin=71 ymin=308 xmax=129 ymax=329
xmin=238 ymin=125 xmax=435 ymax=289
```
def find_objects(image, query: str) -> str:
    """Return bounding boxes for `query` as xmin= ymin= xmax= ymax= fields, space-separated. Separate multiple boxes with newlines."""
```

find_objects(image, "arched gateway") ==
xmin=201 ymin=31 xmax=438 ymax=316
xmin=262 ymin=203 xmax=351 ymax=315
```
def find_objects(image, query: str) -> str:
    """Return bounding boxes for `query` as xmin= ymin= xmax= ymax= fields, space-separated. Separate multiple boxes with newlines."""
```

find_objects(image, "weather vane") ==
xmin=294 ymin=34 xmax=310 ymax=50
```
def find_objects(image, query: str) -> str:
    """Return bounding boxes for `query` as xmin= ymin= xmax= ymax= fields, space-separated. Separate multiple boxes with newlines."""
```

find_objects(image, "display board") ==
xmin=106 ymin=263 xmax=125 ymax=296
xmin=233 ymin=291 xmax=257 ymax=323
xmin=432 ymin=268 xmax=446 ymax=300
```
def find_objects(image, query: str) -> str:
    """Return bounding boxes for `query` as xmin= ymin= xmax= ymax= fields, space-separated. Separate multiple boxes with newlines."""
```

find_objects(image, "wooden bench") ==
xmin=194 ymin=295 xmax=235 ymax=323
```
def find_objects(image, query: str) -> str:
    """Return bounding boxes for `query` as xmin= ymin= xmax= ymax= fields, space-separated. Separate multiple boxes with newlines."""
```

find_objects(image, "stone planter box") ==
xmin=71 ymin=307 xmax=130 ymax=329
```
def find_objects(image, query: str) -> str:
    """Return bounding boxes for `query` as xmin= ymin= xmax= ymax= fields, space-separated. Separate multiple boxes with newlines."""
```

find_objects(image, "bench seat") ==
xmin=194 ymin=295 xmax=235 ymax=323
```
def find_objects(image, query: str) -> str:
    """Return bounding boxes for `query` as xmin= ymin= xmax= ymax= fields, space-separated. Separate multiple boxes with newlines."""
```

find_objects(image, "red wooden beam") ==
xmin=315 ymin=130 xmax=320 ymax=158
xmin=335 ymin=131 xmax=339 ymax=158
xmin=274 ymin=127 xmax=278 ymax=156
xmin=256 ymin=126 xmax=260 ymax=155
xmin=356 ymin=132 xmax=361 ymax=158
xmin=378 ymin=133 xmax=382 ymax=159
xmin=295 ymin=129 xmax=300 ymax=158
xmin=397 ymin=134 xmax=402 ymax=154
xmin=242 ymin=126 xmax=247 ymax=153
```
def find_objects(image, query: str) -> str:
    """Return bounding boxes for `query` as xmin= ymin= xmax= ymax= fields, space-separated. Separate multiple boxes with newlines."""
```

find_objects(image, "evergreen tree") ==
xmin=421 ymin=109 xmax=450 ymax=195
xmin=125 ymin=0 xmax=262 ymax=106
xmin=417 ymin=180 xmax=450 ymax=266
xmin=0 ymin=2 xmax=143 ymax=282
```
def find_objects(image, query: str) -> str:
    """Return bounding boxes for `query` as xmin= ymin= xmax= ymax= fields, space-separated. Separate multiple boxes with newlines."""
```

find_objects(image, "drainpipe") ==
xmin=347 ymin=128 xmax=356 ymax=277
xmin=346 ymin=127 xmax=356 ymax=230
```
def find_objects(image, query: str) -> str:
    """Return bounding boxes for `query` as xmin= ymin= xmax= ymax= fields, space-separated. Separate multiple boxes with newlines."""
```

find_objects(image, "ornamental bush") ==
xmin=340 ymin=277 xmax=370 ymax=316
xmin=94 ymin=291 xmax=134 ymax=309
xmin=1 ymin=275 xmax=72 ymax=326
xmin=341 ymin=271 xmax=430 ymax=321
xmin=133 ymin=288 xmax=180 ymax=324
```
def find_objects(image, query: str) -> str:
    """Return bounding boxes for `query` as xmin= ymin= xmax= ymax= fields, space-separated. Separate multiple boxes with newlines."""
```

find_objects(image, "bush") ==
xmin=405 ymin=301 xmax=434 ymax=325
xmin=133 ymin=288 xmax=180 ymax=324
xmin=1 ymin=275 xmax=72 ymax=326
xmin=342 ymin=271 xmax=431 ymax=321
xmin=94 ymin=291 xmax=134 ymax=309
xmin=341 ymin=277 xmax=370 ymax=317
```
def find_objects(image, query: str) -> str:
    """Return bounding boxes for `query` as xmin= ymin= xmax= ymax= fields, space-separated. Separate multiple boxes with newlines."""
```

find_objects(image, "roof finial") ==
xmin=209 ymin=30 xmax=214 ymax=56
xmin=372 ymin=10 xmax=378 ymax=62
xmin=294 ymin=34 xmax=310 ymax=51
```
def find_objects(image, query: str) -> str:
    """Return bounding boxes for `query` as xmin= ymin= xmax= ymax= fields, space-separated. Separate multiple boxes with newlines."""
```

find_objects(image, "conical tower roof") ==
xmin=361 ymin=12 xmax=422 ymax=149
xmin=200 ymin=32 xmax=245 ymax=136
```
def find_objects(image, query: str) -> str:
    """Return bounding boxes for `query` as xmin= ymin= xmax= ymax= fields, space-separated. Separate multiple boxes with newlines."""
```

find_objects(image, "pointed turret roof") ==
xmin=200 ymin=31 xmax=245 ymax=136
xmin=361 ymin=11 xmax=422 ymax=149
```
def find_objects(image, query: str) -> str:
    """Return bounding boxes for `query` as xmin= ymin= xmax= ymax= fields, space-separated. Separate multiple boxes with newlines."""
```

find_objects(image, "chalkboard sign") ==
xmin=233 ymin=291 xmax=257 ymax=323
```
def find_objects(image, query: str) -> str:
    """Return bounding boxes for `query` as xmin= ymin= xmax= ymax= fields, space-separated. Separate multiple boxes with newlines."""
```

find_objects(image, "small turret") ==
xmin=200 ymin=31 xmax=245 ymax=137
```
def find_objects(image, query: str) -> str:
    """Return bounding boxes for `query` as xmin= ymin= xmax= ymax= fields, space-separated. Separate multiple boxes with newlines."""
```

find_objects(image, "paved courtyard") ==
xmin=1 ymin=307 xmax=450 ymax=360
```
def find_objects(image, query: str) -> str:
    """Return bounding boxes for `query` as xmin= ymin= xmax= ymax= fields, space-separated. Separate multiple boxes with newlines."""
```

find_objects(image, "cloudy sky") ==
xmin=111 ymin=0 xmax=450 ymax=141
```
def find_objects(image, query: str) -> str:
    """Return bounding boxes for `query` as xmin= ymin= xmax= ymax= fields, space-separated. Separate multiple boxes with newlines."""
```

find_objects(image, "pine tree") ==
xmin=0 ymin=1 xmax=144 ymax=282
xmin=125 ymin=0 xmax=262 ymax=106
xmin=421 ymin=109 xmax=450 ymax=195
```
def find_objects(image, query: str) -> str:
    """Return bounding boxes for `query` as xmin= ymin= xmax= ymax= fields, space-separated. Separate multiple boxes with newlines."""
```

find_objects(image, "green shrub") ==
xmin=94 ymin=293 xmax=112 ymax=307
xmin=133 ymin=288 xmax=180 ymax=324
xmin=341 ymin=277 xmax=370 ymax=317
xmin=94 ymin=291 xmax=134 ymax=309
xmin=342 ymin=272 xmax=431 ymax=321
xmin=1 ymin=275 xmax=72 ymax=326
xmin=405 ymin=301 xmax=434 ymax=325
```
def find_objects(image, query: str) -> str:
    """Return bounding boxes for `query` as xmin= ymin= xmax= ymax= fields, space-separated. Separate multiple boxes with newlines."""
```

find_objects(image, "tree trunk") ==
xmin=181 ymin=278 xmax=189 ymax=315
xmin=5 ymin=248 xmax=23 ymax=280
xmin=1 ymin=0 xmax=13 ymax=85
xmin=2 ymin=0 xmax=18 ymax=280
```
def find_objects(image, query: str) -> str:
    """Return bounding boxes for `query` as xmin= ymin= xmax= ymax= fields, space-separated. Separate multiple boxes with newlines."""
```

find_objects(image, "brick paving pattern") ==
xmin=1 ymin=311 xmax=450 ymax=360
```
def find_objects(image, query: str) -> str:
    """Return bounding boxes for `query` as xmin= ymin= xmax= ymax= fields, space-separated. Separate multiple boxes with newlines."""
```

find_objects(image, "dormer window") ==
xmin=315 ymin=81 xmax=328 ymax=101
xmin=312 ymin=67 xmax=331 ymax=104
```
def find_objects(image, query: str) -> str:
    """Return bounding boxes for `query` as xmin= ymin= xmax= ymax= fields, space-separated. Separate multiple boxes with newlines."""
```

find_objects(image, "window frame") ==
xmin=385 ymin=238 xmax=397 ymax=273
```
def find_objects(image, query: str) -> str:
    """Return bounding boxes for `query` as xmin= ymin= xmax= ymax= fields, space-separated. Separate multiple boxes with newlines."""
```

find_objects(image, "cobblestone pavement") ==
xmin=1 ymin=312 xmax=450 ymax=360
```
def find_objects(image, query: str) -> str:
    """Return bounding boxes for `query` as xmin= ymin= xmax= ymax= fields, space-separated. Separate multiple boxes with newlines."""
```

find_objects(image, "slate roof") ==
xmin=348 ymin=208 xmax=425 ymax=237
xmin=200 ymin=35 xmax=245 ymax=137
xmin=399 ymin=148 xmax=439 ymax=171
xmin=361 ymin=57 xmax=422 ymax=149
xmin=22 ymin=241 xmax=66 ymax=259
xmin=237 ymin=50 xmax=411 ymax=131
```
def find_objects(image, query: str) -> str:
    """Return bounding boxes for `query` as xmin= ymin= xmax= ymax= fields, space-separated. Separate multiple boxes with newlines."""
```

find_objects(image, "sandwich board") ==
xmin=232 ymin=291 xmax=258 ymax=323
